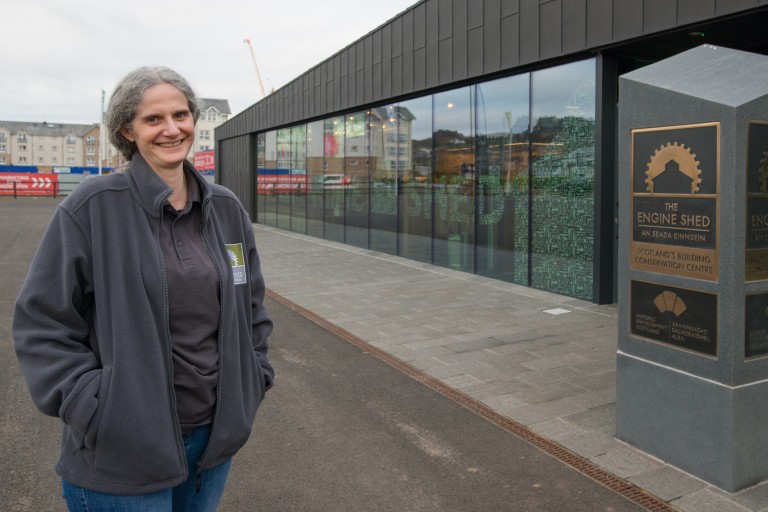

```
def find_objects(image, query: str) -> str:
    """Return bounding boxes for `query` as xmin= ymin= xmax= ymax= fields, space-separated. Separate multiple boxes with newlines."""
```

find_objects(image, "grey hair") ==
xmin=106 ymin=66 xmax=200 ymax=160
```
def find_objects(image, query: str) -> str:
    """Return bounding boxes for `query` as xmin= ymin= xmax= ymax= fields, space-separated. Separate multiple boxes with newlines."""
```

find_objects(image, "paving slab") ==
xmin=628 ymin=466 xmax=708 ymax=502
xmin=671 ymin=489 xmax=752 ymax=512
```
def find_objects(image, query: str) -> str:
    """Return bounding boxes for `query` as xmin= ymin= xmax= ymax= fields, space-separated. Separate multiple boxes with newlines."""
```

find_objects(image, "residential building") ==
xmin=194 ymin=98 xmax=231 ymax=155
xmin=82 ymin=125 xmax=100 ymax=168
xmin=0 ymin=121 xmax=97 ymax=170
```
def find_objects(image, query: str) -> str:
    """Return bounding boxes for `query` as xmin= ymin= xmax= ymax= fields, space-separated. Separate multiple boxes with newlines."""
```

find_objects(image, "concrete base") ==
xmin=616 ymin=352 xmax=768 ymax=492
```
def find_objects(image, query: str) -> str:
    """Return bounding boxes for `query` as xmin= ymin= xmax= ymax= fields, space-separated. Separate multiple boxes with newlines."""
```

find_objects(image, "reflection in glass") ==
xmin=531 ymin=59 xmax=595 ymax=299
xmin=275 ymin=127 xmax=291 ymax=231
xmin=398 ymin=96 xmax=433 ymax=263
xmin=290 ymin=125 xmax=307 ymax=234
xmin=261 ymin=130 xmax=278 ymax=227
xmin=432 ymin=87 xmax=474 ymax=272
xmin=306 ymin=121 xmax=324 ymax=237
xmin=475 ymin=74 xmax=530 ymax=283
xmin=324 ymin=117 xmax=345 ymax=242
xmin=369 ymin=105 xmax=399 ymax=255
xmin=344 ymin=112 xmax=370 ymax=248
xmin=251 ymin=57 xmax=598 ymax=301
xmin=256 ymin=132 xmax=266 ymax=224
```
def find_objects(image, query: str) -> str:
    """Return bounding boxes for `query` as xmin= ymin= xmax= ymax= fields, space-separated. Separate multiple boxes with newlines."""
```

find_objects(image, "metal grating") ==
xmin=267 ymin=290 xmax=680 ymax=512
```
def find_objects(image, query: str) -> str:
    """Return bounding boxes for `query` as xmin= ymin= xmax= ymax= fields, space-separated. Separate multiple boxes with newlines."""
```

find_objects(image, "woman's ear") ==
xmin=120 ymin=126 xmax=135 ymax=142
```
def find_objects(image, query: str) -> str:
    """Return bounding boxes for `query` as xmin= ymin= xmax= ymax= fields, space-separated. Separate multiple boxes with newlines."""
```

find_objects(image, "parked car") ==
xmin=323 ymin=174 xmax=351 ymax=189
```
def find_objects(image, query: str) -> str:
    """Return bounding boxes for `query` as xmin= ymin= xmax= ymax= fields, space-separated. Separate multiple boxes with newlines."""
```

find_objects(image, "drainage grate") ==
xmin=268 ymin=290 xmax=680 ymax=512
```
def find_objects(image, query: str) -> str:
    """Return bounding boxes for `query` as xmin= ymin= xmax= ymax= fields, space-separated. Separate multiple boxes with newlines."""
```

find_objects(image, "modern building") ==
xmin=215 ymin=0 xmax=768 ymax=304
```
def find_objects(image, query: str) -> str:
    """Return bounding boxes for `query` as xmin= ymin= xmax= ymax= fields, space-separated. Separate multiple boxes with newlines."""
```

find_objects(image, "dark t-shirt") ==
xmin=160 ymin=171 xmax=220 ymax=432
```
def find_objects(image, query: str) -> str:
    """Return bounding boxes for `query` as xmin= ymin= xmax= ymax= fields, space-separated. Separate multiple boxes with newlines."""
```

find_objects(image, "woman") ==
xmin=13 ymin=66 xmax=274 ymax=511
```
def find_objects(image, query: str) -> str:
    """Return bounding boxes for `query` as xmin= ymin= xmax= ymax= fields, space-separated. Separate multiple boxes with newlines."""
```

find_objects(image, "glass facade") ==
xmin=530 ymin=60 xmax=596 ymax=299
xmin=398 ymin=96 xmax=432 ymax=263
xmin=255 ymin=59 xmax=596 ymax=300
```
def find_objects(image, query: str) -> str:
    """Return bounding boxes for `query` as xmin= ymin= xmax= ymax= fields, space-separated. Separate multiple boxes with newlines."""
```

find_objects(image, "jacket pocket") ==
xmin=237 ymin=350 xmax=264 ymax=433
xmin=59 ymin=365 xmax=112 ymax=450
xmin=252 ymin=351 xmax=266 ymax=404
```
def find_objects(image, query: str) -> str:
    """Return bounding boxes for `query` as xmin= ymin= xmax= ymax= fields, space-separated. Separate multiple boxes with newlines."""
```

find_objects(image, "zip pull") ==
xmin=196 ymin=462 xmax=202 ymax=493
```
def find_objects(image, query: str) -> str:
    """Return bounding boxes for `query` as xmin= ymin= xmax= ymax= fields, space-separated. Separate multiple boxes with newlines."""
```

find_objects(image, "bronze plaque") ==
xmin=746 ymin=121 xmax=768 ymax=281
xmin=746 ymin=293 xmax=768 ymax=359
xmin=630 ymin=280 xmax=718 ymax=357
xmin=630 ymin=123 xmax=719 ymax=281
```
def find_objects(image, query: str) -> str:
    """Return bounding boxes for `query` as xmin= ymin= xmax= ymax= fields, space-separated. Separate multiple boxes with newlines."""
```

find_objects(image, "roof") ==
xmin=0 ymin=121 xmax=98 ymax=137
xmin=199 ymin=98 xmax=231 ymax=115
xmin=621 ymin=44 xmax=768 ymax=108
xmin=216 ymin=2 xmax=768 ymax=142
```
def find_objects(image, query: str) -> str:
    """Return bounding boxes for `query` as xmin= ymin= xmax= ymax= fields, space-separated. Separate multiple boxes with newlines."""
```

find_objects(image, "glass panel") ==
xmin=344 ymin=112 xmax=370 ymax=248
xmin=433 ymin=87 xmax=474 ymax=272
xmin=370 ymin=105 xmax=399 ymax=255
xmin=531 ymin=59 xmax=596 ymax=300
xmin=275 ymin=128 xmax=292 ymax=231
xmin=290 ymin=125 xmax=307 ymax=234
xmin=256 ymin=132 xmax=266 ymax=224
xmin=260 ymin=130 xmax=278 ymax=227
xmin=475 ymin=73 xmax=530 ymax=284
xmin=306 ymin=121 xmax=324 ymax=237
xmin=324 ymin=117 xmax=345 ymax=242
xmin=398 ymin=96 xmax=433 ymax=263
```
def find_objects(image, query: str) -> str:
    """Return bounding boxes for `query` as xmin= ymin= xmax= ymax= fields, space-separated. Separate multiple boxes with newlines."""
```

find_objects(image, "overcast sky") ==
xmin=1 ymin=0 xmax=419 ymax=125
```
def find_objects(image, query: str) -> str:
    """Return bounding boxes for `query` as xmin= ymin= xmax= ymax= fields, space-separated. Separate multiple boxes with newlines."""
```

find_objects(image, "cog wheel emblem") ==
xmin=759 ymin=151 xmax=768 ymax=193
xmin=227 ymin=249 xmax=240 ymax=266
xmin=645 ymin=142 xmax=702 ymax=194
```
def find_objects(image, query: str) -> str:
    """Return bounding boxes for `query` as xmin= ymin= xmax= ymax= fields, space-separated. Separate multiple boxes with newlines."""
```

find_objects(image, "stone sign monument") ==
xmin=618 ymin=44 xmax=768 ymax=492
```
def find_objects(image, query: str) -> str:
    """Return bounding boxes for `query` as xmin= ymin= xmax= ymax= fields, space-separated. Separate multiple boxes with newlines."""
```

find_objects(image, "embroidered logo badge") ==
xmin=225 ymin=243 xmax=247 ymax=285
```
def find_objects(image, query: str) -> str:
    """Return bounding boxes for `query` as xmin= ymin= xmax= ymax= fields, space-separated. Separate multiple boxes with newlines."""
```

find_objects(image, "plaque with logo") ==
xmin=630 ymin=280 xmax=718 ymax=357
xmin=746 ymin=121 xmax=768 ymax=281
xmin=630 ymin=123 xmax=719 ymax=280
xmin=746 ymin=292 xmax=768 ymax=359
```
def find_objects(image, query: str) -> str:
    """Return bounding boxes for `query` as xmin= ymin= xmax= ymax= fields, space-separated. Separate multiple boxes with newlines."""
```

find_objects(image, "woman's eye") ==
xmin=175 ymin=111 xmax=189 ymax=119
xmin=146 ymin=116 xmax=160 ymax=124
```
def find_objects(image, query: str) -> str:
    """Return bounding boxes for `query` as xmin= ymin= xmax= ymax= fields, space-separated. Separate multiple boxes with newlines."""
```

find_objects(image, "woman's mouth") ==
xmin=157 ymin=140 xmax=184 ymax=149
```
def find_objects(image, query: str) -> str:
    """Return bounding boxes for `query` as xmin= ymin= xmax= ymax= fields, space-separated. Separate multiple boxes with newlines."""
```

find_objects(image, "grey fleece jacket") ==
xmin=13 ymin=154 xmax=274 ymax=495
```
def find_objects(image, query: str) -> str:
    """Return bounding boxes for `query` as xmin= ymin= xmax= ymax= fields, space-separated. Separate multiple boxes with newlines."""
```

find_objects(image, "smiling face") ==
xmin=120 ymin=83 xmax=195 ymax=175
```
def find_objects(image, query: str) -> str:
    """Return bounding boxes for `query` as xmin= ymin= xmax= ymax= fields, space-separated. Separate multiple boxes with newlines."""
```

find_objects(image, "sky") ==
xmin=1 ymin=0 xmax=420 ymax=125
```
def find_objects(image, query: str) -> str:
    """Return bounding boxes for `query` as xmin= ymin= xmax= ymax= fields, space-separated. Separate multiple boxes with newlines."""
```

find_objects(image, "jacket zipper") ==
xmin=195 ymin=202 xmax=226 ymax=493
xmin=159 ymin=208 xmax=187 ymax=486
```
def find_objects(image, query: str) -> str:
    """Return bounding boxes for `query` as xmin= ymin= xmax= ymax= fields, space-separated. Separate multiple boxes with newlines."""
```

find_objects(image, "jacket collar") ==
xmin=125 ymin=153 xmax=212 ymax=219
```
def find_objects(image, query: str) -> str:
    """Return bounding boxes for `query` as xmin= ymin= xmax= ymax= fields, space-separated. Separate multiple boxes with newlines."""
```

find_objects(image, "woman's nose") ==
xmin=162 ymin=118 xmax=181 ymax=136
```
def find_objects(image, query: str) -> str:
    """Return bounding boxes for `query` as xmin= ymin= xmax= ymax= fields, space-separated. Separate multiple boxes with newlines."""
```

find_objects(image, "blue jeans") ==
xmin=61 ymin=424 xmax=232 ymax=512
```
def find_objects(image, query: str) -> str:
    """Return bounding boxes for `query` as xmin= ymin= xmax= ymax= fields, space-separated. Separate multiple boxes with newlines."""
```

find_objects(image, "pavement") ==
xmin=225 ymin=297 xmax=649 ymax=511
xmin=254 ymin=223 xmax=768 ymax=512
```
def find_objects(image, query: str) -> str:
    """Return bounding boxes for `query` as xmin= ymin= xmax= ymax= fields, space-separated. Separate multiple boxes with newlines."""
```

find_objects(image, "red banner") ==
xmin=0 ymin=173 xmax=59 ymax=196
xmin=194 ymin=150 xmax=215 ymax=171
xmin=324 ymin=136 xmax=339 ymax=156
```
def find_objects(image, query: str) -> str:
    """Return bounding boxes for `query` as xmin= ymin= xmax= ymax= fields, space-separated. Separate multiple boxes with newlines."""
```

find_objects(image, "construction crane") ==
xmin=244 ymin=38 xmax=267 ymax=99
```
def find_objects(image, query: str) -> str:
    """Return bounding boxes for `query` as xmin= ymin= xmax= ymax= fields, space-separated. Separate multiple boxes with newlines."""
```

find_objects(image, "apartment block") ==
xmin=0 ymin=121 xmax=96 ymax=169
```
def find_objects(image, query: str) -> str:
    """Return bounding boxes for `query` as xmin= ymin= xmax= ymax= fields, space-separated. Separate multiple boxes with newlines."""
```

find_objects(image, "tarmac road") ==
xmin=0 ymin=197 xmax=645 ymax=511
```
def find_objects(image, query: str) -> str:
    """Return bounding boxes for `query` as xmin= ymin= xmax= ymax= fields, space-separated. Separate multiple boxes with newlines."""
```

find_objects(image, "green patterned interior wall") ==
xmin=529 ymin=61 xmax=596 ymax=299
xmin=529 ymin=119 xmax=595 ymax=299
